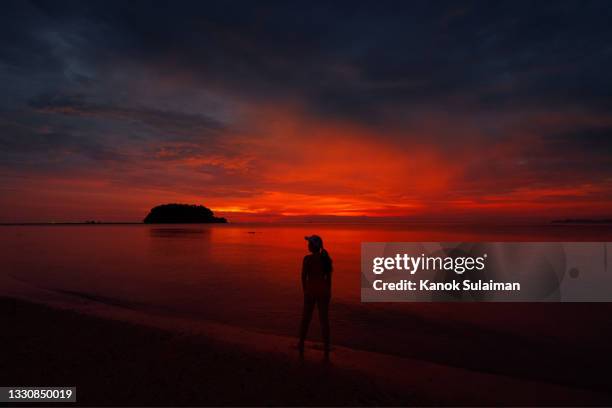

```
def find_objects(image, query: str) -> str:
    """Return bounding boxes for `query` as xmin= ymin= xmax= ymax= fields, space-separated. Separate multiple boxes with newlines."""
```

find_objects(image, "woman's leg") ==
xmin=317 ymin=296 xmax=331 ymax=358
xmin=299 ymin=295 xmax=315 ymax=353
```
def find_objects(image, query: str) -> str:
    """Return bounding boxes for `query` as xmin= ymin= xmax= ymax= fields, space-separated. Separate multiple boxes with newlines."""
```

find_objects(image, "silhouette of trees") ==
xmin=143 ymin=204 xmax=227 ymax=224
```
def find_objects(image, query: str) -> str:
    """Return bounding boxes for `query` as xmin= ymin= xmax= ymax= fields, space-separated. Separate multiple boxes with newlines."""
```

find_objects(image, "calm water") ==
xmin=3 ymin=223 xmax=612 ymax=383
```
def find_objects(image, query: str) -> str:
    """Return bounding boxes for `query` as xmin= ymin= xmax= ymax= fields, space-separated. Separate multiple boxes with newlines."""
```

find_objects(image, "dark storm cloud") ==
xmin=3 ymin=1 xmax=610 ymax=119
xmin=535 ymin=126 xmax=612 ymax=175
xmin=29 ymin=93 xmax=225 ymax=138
xmin=0 ymin=114 xmax=123 ymax=165
xmin=544 ymin=126 xmax=612 ymax=155
xmin=459 ymin=122 xmax=612 ymax=194
xmin=2 ymin=0 xmax=612 ymax=122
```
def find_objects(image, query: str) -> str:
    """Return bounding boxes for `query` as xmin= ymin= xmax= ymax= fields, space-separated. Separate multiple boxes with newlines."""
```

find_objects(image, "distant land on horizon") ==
xmin=551 ymin=219 xmax=612 ymax=224
xmin=2 ymin=216 xmax=612 ymax=226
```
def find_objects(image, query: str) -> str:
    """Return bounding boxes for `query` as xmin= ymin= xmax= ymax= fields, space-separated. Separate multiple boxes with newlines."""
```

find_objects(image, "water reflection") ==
xmin=149 ymin=227 xmax=209 ymax=238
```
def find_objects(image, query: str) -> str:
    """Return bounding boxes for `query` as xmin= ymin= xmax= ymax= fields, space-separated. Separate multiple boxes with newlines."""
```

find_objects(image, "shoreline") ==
xmin=3 ymin=296 xmax=610 ymax=406
xmin=2 ymin=296 xmax=408 ymax=406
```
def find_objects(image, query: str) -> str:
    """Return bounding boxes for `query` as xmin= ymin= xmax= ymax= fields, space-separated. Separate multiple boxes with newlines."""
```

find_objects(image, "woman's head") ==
xmin=305 ymin=235 xmax=333 ymax=274
xmin=304 ymin=235 xmax=323 ymax=253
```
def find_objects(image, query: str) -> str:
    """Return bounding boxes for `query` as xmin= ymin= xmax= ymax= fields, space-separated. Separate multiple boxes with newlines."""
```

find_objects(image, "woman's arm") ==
xmin=325 ymin=268 xmax=332 ymax=293
xmin=301 ymin=256 xmax=308 ymax=293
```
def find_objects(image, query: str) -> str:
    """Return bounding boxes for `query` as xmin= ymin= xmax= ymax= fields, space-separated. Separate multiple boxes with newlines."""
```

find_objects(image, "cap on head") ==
xmin=304 ymin=234 xmax=323 ymax=249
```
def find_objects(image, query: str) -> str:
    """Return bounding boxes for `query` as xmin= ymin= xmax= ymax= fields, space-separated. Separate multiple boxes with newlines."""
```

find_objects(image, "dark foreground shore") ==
xmin=2 ymin=297 xmax=611 ymax=406
xmin=1 ymin=297 xmax=408 ymax=406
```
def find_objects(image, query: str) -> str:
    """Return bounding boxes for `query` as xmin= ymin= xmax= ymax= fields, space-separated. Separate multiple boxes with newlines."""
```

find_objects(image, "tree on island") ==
xmin=143 ymin=204 xmax=227 ymax=224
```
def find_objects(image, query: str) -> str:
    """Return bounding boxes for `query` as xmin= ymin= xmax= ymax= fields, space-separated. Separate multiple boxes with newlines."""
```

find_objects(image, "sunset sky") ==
xmin=1 ymin=1 xmax=611 ymax=222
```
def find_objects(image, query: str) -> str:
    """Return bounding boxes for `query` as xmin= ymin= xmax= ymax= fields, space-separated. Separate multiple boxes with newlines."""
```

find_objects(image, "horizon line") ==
xmin=2 ymin=219 xmax=612 ymax=226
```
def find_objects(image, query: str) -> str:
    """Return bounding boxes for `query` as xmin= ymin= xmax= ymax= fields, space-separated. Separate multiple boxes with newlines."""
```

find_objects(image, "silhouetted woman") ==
xmin=298 ymin=235 xmax=332 ymax=360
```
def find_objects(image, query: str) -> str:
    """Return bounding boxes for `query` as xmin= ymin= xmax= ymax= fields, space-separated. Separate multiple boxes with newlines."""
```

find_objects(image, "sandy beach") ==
xmin=3 ymin=296 xmax=611 ymax=406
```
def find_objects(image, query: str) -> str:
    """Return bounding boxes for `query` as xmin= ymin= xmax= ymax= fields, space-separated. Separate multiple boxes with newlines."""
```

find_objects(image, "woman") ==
xmin=298 ymin=234 xmax=332 ymax=360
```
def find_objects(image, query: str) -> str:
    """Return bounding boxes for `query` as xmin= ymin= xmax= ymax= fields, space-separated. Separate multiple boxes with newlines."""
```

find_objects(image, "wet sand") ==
xmin=2 ymin=296 xmax=611 ymax=406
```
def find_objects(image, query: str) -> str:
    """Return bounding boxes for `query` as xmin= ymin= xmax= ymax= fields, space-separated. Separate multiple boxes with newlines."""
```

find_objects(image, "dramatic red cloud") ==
xmin=2 ymin=103 xmax=610 ymax=223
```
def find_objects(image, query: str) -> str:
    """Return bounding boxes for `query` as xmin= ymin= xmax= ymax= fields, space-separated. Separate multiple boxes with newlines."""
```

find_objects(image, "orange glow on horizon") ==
xmin=1 ymin=105 xmax=611 ymax=223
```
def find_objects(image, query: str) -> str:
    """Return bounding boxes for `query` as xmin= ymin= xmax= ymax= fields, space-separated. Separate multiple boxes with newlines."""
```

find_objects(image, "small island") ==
xmin=143 ymin=204 xmax=227 ymax=224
